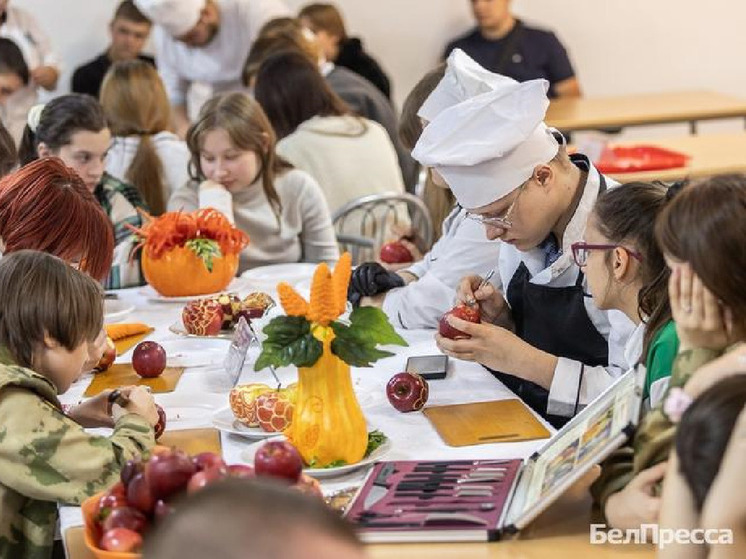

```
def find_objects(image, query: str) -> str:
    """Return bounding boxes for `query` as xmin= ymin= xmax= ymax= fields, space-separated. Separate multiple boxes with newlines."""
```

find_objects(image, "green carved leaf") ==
xmin=185 ymin=238 xmax=222 ymax=272
xmin=255 ymin=316 xmax=322 ymax=370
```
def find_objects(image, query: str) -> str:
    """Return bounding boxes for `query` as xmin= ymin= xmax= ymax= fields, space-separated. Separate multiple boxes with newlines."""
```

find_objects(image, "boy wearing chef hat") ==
xmin=134 ymin=0 xmax=289 ymax=136
xmin=415 ymin=50 xmax=634 ymax=427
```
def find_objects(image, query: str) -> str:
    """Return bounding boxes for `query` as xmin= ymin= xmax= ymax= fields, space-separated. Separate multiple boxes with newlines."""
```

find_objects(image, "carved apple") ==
xmin=256 ymin=391 xmax=294 ymax=432
xmin=438 ymin=304 xmax=481 ymax=340
xmin=182 ymin=299 xmax=224 ymax=336
xmin=386 ymin=371 xmax=429 ymax=412
xmin=229 ymin=383 xmax=273 ymax=427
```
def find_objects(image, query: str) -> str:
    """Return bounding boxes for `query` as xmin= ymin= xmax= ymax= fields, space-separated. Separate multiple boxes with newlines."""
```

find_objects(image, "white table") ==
xmin=60 ymin=270 xmax=552 ymax=553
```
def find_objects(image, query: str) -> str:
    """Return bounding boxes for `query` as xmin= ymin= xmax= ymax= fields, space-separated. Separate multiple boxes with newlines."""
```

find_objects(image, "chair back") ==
xmin=332 ymin=192 xmax=434 ymax=265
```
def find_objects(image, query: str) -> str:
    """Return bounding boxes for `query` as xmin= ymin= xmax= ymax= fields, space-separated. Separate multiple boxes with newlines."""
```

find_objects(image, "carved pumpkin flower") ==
xmin=255 ymin=253 xmax=406 ymax=371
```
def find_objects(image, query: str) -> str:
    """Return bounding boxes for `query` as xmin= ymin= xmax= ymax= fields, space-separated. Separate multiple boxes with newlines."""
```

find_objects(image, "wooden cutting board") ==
xmin=84 ymin=364 xmax=184 ymax=396
xmin=158 ymin=427 xmax=222 ymax=455
xmin=113 ymin=330 xmax=154 ymax=355
xmin=423 ymin=399 xmax=551 ymax=447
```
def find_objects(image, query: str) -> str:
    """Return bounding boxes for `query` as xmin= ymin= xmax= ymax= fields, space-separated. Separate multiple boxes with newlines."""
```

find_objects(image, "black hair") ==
xmin=593 ymin=181 xmax=672 ymax=361
xmin=676 ymin=374 xmax=746 ymax=511
xmin=253 ymin=50 xmax=351 ymax=140
xmin=18 ymin=94 xmax=107 ymax=165
xmin=0 ymin=37 xmax=29 ymax=85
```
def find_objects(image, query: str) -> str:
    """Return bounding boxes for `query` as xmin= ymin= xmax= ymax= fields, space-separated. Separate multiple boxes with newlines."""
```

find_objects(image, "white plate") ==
xmin=241 ymin=263 xmax=318 ymax=286
xmin=119 ymin=338 xmax=231 ymax=368
xmin=138 ymin=278 xmax=247 ymax=303
xmin=241 ymin=434 xmax=393 ymax=479
xmin=103 ymin=299 xmax=135 ymax=324
xmin=212 ymin=406 xmax=285 ymax=440
xmin=169 ymin=321 xmax=237 ymax=340
xmin=154 ymin=392 xmax=226 ymax=430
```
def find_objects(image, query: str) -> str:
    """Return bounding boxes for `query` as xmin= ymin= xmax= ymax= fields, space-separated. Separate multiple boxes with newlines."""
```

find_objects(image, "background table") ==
xmin=604 ymin=132 xmax=746 ymax=183
xmin=547 ymin=91 xmax=746 ymax=134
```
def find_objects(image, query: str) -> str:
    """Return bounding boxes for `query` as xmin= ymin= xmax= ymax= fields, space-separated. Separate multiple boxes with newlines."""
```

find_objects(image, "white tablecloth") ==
xmin=59 ymin=269 xmax=553 ymax=547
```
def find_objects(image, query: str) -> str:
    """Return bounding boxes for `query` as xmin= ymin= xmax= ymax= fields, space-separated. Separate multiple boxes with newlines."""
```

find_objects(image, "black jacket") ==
xmin=335 ymin=37 xmax=391 ymax=100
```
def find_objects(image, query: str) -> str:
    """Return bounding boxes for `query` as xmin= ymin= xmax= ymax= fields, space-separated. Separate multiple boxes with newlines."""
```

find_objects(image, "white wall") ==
xmin=22 ymin=0 xmax=746 ymax=138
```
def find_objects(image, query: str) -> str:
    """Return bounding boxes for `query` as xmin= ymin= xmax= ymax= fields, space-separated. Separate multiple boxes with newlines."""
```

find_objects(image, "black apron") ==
xmin=488 ymin=170 xmax=608 ymax=429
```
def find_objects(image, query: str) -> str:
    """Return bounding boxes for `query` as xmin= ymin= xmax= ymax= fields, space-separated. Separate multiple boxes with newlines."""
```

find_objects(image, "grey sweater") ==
xmin=168 ymin=169 xmax=340 ymax=273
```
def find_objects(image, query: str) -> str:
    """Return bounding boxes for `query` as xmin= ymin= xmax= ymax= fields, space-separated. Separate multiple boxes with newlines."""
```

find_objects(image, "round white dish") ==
xmin=103 ymin=299 xmax=135 ymax=324
xmin=212 ymin=406 xmax=285 ymax=440
xmin=240 ymin=435 xmax=392 ymax=479
xmin=241 ymin=263 xmax=318 ymax=287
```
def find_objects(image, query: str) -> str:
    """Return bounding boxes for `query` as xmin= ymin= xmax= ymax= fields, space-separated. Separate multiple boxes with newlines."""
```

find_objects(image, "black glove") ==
xmin=348 ymin=262 xmax=405 ymax=307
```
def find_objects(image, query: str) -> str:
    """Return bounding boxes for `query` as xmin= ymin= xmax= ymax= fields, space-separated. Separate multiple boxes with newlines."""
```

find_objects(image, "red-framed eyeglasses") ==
xmin=571 ymin=242 xmax=643 ymax=267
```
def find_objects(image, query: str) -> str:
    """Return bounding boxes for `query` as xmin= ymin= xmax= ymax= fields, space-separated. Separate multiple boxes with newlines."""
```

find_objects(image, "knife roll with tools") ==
xmin=345 ymin=368 xmax=645 ymax=542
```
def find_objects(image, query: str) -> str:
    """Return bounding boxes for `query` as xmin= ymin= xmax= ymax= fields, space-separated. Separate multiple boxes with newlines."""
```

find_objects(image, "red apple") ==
xmin=254 ymin=440 xmax=303 ymax=483
xmin=94 ymin=337 xmax=117 ymax=373
xmin=187 ymin=466 xmax=226 ymax=494
xmin=153 ymin=499 xmax=174 ymax=521
xmin=438 ymin=304 xmax=481 ymax=340
xmin=227 ymin=464 xmax=255 ymax=479
xmin=294 ymin=473 xmax=324 ymax=499
xmin=182 ymin=298 xmax=224 ymax=336
xmin=256 ymin=391 xmax=294 ymax=432
xmin=380 ymin=241 xmax=413 ymax=264
xmin=126 ymin=472 xmax=155 ymax=514
xmin=240 ymin=292 xmax=274 ymax=318
xmin=154 ymin=404 xmax=167 ymax=439
xmin=101 ymin=528 xmax=142 ymax=553
xmin=120 ymin=458 xmax=143 ymax=487
xmin=102 ymin=506 xmax=148 ymax=534
xmin=145 ymin=449 xmax=196 ymax=501
xmin=386 ymin=372 xmax=429 ymax=412
xmin=96 ymin=489 xmax=127 ymax=521
xmin=193 ymin=452 xmax=226 ymax=472
xmin=132 ymin=341 xmax=167 ymax=378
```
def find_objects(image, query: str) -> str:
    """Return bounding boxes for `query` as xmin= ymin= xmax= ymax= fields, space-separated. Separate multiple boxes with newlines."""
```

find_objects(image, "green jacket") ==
xmin=592 ymin=347 xmax=723 ymax=514
xmin=0 ymin=350 xmax=155 ymax=559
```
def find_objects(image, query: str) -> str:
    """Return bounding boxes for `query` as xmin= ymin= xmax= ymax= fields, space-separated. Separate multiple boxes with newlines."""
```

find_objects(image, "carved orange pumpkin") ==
xmin=142 ymin=245 xmax=239 ymax=297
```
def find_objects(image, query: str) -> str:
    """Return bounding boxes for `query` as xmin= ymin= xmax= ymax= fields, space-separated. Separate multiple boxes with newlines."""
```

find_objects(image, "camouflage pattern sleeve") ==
xmin=632 ymin=348 xmax=722 ymax=477
xmin=0 ymin=387 xmax=154 ymax=505
xmin=592 ymin=348 xmax=723 ymax=509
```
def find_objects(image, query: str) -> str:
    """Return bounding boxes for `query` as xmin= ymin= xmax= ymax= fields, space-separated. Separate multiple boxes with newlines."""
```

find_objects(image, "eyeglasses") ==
xmin=466 ymin=184 xmax=525 ymax=229
xmin=571 ymin=242 xmax=643 ymax=267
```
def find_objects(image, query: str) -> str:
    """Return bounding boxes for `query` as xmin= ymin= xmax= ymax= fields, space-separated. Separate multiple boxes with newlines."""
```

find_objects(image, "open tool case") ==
xmin=345 ymin=369 xmax=644 ymax=542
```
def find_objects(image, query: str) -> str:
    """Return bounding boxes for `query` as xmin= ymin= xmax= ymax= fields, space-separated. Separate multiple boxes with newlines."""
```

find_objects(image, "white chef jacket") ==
xmin=0 ymin=6 xmax=59 ymax=71
xmin=152 ymin=0 xmax=289 ymax=107
xmin=493 ymin=155 xmax=636 ymax=417
xmin=381 ymin=205 xmax=501 ymax=329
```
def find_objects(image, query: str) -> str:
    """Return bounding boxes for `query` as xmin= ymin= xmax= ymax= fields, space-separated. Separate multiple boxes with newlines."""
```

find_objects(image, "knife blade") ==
xmin=363 ymin=462 xmax=396 ymax=510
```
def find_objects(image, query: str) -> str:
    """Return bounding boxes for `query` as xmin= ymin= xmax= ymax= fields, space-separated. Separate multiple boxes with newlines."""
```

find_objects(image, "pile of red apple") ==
xmin=229 ymin=383 xmax=296 ymax=432
xmin=90 ymin=442 xmax=319 ymax=553
xmin=182 ymin=292 xmax=274 ymax=336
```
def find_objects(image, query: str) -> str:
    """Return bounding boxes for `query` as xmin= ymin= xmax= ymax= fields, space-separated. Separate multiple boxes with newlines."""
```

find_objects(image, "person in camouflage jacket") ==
xmin=0 ymin=251 xmax=157 ymax=559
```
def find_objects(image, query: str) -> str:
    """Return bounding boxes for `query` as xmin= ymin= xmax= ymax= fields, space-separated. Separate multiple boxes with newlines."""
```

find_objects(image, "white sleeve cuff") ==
xmin=198 ymin=184 xmax=234 ymax=224
xmin=547 ymin=358 xmax=617 ymax=417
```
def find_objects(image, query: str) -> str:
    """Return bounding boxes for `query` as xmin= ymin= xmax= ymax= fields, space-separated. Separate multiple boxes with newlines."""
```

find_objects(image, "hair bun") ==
xmin=26 ymin=104 xmax=46 ymax=133
xmin=665 ymin=179 xmax=689 ymax=201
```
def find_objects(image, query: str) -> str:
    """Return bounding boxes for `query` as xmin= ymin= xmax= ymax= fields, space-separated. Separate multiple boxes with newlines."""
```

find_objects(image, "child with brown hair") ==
xmin=595 ymin=173 xmax=746 ymax=530
xmin=0 ymin=250 xmax=159 ymax=559
xmin=169 ymin=91 xmax=339 ymax=273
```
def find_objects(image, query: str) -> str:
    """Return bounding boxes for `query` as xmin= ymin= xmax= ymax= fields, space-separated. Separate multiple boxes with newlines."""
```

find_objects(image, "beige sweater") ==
xmin=168 ymin=168 xmax=339 ymax=273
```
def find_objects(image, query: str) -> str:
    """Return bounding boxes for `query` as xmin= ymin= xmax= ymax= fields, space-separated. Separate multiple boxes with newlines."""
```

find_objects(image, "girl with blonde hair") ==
xmin=100 ymin=59 xmax=189 ymax=215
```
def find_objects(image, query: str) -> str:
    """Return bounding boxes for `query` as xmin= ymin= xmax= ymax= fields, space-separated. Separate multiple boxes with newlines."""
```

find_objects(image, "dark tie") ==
xmin=540 ymin=234 xmax=561 ymax=268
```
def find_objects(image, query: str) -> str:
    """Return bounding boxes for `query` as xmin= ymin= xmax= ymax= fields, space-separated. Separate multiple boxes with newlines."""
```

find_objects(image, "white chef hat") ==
xmin=134 ymin=0 xmax=205 ymax=38
xmin=412 ymin=49 xmax=559 ymax=210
